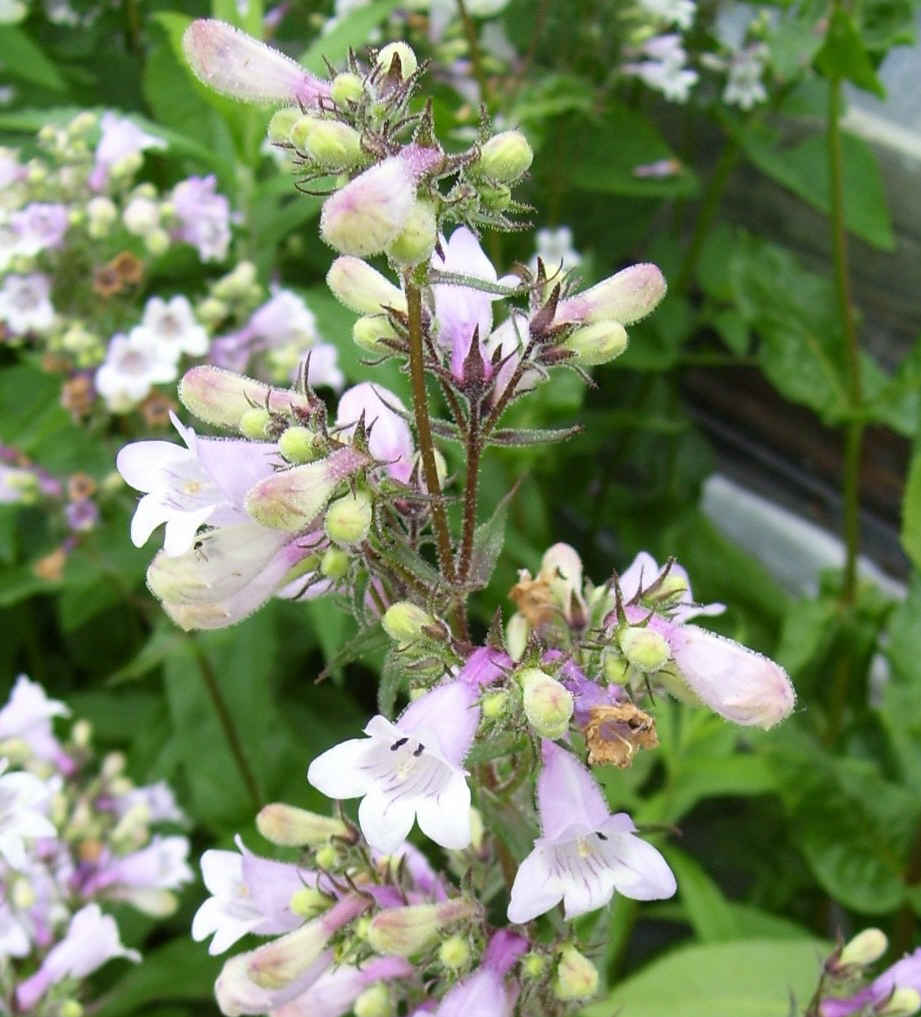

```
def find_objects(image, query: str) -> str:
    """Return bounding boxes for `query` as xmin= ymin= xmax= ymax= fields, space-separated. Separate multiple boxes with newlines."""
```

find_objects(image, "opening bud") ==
xmin=290 ymin=886 xmax=332 ymax=919
xmin=382 ymin=601 xmax=437 ymax=644
xmin=561 ymin=320 xmax=628 ymax=366
xmin=354 ymin=983 xmax=393 ymax=1017
xmin=368 ymin=898 xmax=477 ymax=957
xmin=267 ymin=107 xmax=301 ymax=144
xmin=354 ymin=315 xmax=400 ymax=352
xmin=481 ymin=690 xmax=510 ymax=721
xmin=619 ymin=626 xmax=670 ymax=673
xmin=553 ymin=945 xmax=599 ymax=1002
xmin=386 ymin=199 xmax=437 ymax=266
xmin=376 ymin=41 xmax=418 ymax=79
xmin=321 ymin=547 xmax=350 ymax=579
xmin=180 ymin=365 xmax=311 ymax=429
xmin=474 ymin=130 xmax=533 ymax=182
xmin=279 ymin=425 xmax=322 ymax=464
xmin=304 ymin=121 xmax=364 ymax=172
xmin=879 ymin=988 xmax=921 ymax=1017
xmin=325 ymin=489 xmax=373 ymax=545
xmin=520 ymin=668 xmax=574 ymax=740
xmin=239 ymin=407 xmax=272 ymax=440
xmin=438 ymin=935 xmax=471 ymax=970
xmin=256 ymin=803 xmax=349 ymax=846
xmin=327 ymin=257 xmax=407 ymax=315
xmin=332 ymin=72 xmax=364 ymax=106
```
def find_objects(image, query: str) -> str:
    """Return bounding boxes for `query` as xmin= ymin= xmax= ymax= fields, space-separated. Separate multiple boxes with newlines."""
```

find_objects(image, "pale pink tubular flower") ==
xmin=0 ymin=674 xmax=71 ymax=772
xmin=89 ymin=112 xmax=166 ymax=191
xmin=171 ymin=175 xmax=232 ymax=262
xmin=554 ymin=263 xmax=667 ymax=328
xmin=117 ymin=411 xmax=279 ymax=557
xmin=821 ymin=948 xmax=921 ymax=1017
xmin=433 ymin=930 xmax=528 ymax=1017
xmin=182 ymin=19 xmax=331 ymax=107
xmin=508 ymin=740 xmax=675 ymax=923
xmin=0 ymin=761 xmax=56 ymax=870
xmin=336 ymin=382 xmax=414 ymax=483
xmin=76 ymin=835 xmax=193 ymax=908
xmin=15 ymin=903 xmax=140 ymax=1011
xmin=272 ymin=957 xmax=414 ymax=1017
xmin=11 ymin=202 xmax=70 ymax=256
xmin=193 ymin=834 xmax=324 ymax=955
xmin=618 ymin=551 xmax=796 ymax=728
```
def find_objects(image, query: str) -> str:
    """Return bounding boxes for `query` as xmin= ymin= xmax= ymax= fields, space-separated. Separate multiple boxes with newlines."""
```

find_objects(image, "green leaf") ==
xmin=732 ymin=125 xmax=894 ymax=251
xmin=377 ymin=648 xmax=405 ymax=718
xmin=881 ymin=573 xmax=921 ymax=788
xmin=487 ymin=424 xmax=583 ymax=448
xmin=815 ymin=8 xmax=886 ymax=97
xmin=666 ymin=847 xmax=739 ymax=942
xmin=469 ymin=485 xmax=517 ymax=589
xmin=301 ymin=0 xmax=402 ymax=73
xmin=565 ymin=106 xmax=699 ymax=198
xmin=0 ymin=27 xmax=66 ymax=91
xmin=316 ymin=622 xmax=388 ymax=683
xmin=585 ymin=938 xmax=827 ymax=1017
xmin=902 ymin=447 xmax=921 ymax=569
xmin=107 ymin=623 xmax=185 ymax=686
xmin=466 ymin=732 xmax=527 ymax=765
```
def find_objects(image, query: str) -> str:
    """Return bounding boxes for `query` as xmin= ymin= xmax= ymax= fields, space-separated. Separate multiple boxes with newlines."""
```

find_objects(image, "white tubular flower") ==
xmin=0 ymin=273 xmax=55 ymax=336
xmin=95 ymin=332 xmax=177 ymax=412
xmin=131 ymin=295 xmax=210 ymax=362
xmin=0 ymin=761 xmax=56 ymax=870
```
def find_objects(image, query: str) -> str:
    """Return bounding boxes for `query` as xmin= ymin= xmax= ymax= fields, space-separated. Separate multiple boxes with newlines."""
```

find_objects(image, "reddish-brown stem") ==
xmin=458 ymin=399 xmax=482 ymax=583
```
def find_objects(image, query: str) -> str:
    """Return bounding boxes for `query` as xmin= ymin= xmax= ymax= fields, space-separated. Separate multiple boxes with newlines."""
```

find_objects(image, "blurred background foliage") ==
xmin=1 ymin=0 xmax=920 ymax=1013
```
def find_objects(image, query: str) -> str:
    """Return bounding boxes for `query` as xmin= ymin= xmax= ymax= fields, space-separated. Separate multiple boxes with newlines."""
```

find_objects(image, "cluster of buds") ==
xmin=814 ymin=929 xmax=921 ymax=1016
xmin=0 ymin=675 xmax=191 ymax=1015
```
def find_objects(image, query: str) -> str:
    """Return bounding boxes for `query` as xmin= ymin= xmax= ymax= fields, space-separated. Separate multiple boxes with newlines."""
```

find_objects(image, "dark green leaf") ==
xmin=815 ymin=9 xmax=886 ymax=97
xmin=487 ymin=424 xmax=582 ymax=447
xmin=301 ymin=0 xmax=402 ymax=73
xmin=377 ymin=649 xmax=404 ymax=718
xmin=902 ymin=448 xmax=921 ymax=569
xmin=0 ymin=27 xmax=66 ymax=91
xmin=469 ymin=485 xmax=518 ymax=589
xmin=666 ymin=847 xmax=739 ymax=942
xmin=466 ymin=732 xmax=527 ymax=765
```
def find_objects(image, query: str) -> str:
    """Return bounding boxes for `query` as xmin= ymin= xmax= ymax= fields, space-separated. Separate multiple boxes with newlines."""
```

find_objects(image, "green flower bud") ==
xmin=561 ymin=320 xmax=628 ymax=366
xmin=314 ymin=844 xmax=339 ymax=869
xmin=354 ymin=984 xmax=392 ymax=1017
xmin=144 ymin=228 xmax=170 ymax=256
xmin=879 ymin=988 xmax=921 ymax=1017
xmin=619 ymin=626 xmax=670 ymax=673
xmin=438 ymin=934 xmax=471 ymax=970
xmin=239 ymin=407 xmax=272 ymax=440
xmin=837 ymin=928 xmax=888 ymax=968
xmin=649 ymin=573 xmax=689 ymax=607
xmin=376 ymin=41 xmax=418 ymax=79
xmin=256 ymin=803 xmax=349 ymax=846
xmin=354 ymin=314 xmax=399 ymax=353
xmin=481 ymin=690 xmax=509 ymax=720
xmin=279 ymin=425 xmax=322 ymax=464
xmin=368 ymin=899 xmax=476 ymax=957
xmin=554 ymin=945 xmax=599 ymax=1001
xmin=475 ymin=130 xmax=533 ymax=182
xmin=289 ymin=115 xmax=323 ymax=151
xmin=506 ymin=612 xmax=529 ymax=661
xmin=521 ymin=951 xmax=547 ymax=979
xmin=305 ymin=121 xmax=364 ymax=171
xmin=290 ymin=886 xmax=332 ymax=919
xmin=321 ymin=547 xmax=350 ymax=579
xmin=197 ymin=297 xmax=228 ymax=326
xmin=331 ymin=72 xmax=364 ymax=106
xmin=267 ymin=107 xmax=302 ymax=144
xmin=520 ymin=668 xmax=573 ymax=740
xmin=603 ymin=650 xmax=630 ymax=684
xmin=382 ymin=601 xmax=436 ymax=644
xmin=480 ymin=180 xmax=511 ymax=211
xmin=386 ymin=199 xmax=437 ymax=265
xmin=325 ymin=490 xmax=373 ymax=546
xmin=69 ymin=111 xmax=97 ymax=135
xmin=59 ymin=1003 xmax=84 ymax=1017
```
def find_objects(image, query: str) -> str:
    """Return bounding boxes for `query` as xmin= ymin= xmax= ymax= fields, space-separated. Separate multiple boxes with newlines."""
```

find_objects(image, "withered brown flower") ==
xmin=584 ymin=702 xmax=658 ymax=768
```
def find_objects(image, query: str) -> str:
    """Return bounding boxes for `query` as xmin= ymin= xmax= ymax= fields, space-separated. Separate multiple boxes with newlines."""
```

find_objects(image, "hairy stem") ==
xmin=192 ymin=641 xmax=262 ymax=810
xmin=405 ymin=277 xmax=457 ymax=584
xmin=827 ymin=74 xmax=864 ymax=606
xmin=458 ymin=399 xmax=483 ymax=582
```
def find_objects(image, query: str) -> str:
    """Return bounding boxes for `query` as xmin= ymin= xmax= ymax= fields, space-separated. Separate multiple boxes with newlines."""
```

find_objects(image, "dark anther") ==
xmin=596 ymin=832 xmax=608 ymax=840
xmin=413 ymin=743 xmax=425 ymax=757
xmin=390 ymin=737 xmax=409 ymax=751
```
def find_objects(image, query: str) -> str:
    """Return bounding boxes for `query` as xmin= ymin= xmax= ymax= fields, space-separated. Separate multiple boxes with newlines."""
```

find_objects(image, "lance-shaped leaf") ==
xmin=486 ymin=424 xmax=583 ymax=447
xmin=468 ymin=483 xmax=520 ymax=589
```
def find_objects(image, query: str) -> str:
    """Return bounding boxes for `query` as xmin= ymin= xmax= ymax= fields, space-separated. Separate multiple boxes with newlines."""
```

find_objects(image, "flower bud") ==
xmin=650 ymin=573 xmax=689 ymax=607
xmin=180 ymin=365 xmax=313 ymax=429
xmin=72 ymin=718 xmax=92 ymax=748
xmin=368 ymin=899 xmax=477 ymax=957
xmin=123 ymin=196 xmax=160 ymax=235
xmin=382 ymin=601 xmax=436 ymax=644
xmin=327 ymin=257 xmax=407 ymax=315
xmin=469 ymin=807 xmax=485 ymax=853
xmin=522 ymin=952 xmax=547 ymax=979
xmin=239 ymin=407 xmax=271 ymax=439
xmin=561 ymin=320 xmax=628 ymax=366
xmin=246 ymin=448 xmax=370 ymax=532
xmin=439 ymin=934 xmax=471 ymax=970
xmin=555 ymin=263 xmax=667 ymax=327
xmin=145 ymin=228 xmax=171 ymax=256
xmin=321 ymin=547 xmax=350 ymax=579
xmin=197 ymin=297 xmax=228 ymax=326
xmin=520 ymin=668 xmax=573 ymax=740
xmin=354 ymin=314 xmax=399 ymax=352
xmin=832 ymin=928 xmax=888 ymax=970
xmin=324 ymin=489 xmax=373 ymax=545
xmin=267 ymin=107 xmax=301 ymax=144
xmin=506 ymin=612 xmax=530 ymax=661
xmin=554 ymin=945 xmax=599 ymax=1001
xmin=315 ymin=844 xmax=340 ymax=869
xmin=320 ymin=157 xmax=416 ymax=257
xmin=256 ymin=802 xmax=349 ymax=846
xmin=377 ymin=41 xmax=418 ymax=78
xmin=332 ymin=71 xmax=364 ymax=106
xmin=480 ymin=180 xmax=511 ymax=211
xmin=289 ymin=114 xmax=321 ymax=151
xmin=304 ymin=121 xmax=363 ymax=171
xmin=278 ymin=425 xmax=322 ymax=464
xmin=354 ymin=984 xmax=392 ymax=1017
xmin=481 ymin=690 xmax=509 ymax=720
xmin=619 ymin=626 xmax=670 ymax=673
xmin=290 ymin=886 xmax=332 ymax=919
xmin=879 ymin=989 xmax=921 ymax=1017
xmin=474 ymin=130 xmax=533 ymax=182
xmin=213 ymin=261 xmax=257 ymax=299
xmin=603 ymin=651 xmax=630 ymax=684
xmin=59 ymin=1003 xmax=83 ymax=1017
xmin=386 ymin=199 xmax=437 ymax=265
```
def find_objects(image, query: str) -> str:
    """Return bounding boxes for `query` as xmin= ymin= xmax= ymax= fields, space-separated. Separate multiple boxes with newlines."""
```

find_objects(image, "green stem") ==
xmin=675 ymin=141 xmax=739 ymax=293
xmin=827 ymin=74 xmax=864 ymax=606
xmin=455 ymin=0 xmax=489 ymax=106
xmin=404 ymin=278 xmax=457 ymax=585
xmin=191 ymin=641 xmax=262 ymax=810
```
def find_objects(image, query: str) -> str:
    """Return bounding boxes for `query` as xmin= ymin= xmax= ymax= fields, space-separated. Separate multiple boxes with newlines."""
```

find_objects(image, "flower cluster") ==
xmin=0 ymin=675 xmax=191 ymax=1015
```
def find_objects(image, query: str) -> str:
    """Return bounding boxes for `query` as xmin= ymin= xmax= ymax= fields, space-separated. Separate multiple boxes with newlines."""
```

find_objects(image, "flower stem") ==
xmin=455 ymin=0 xmax=489 ymax=106
xmin=458 ymin=399 xmax=483 ymax=583
xmin=405 ymin=277 xmax=457 ymax=585
xmin=827 ymin=73 xmax=864 ymax=606
xmin=192 ymin=640 xmax=262 ymax=810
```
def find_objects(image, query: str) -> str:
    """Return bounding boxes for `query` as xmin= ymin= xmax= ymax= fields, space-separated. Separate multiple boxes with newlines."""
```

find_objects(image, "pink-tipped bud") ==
xmin=182 ymin=19 xmax=330 ymax=107
xmin=244 ymin=447 xmax=370 ymax=532
xmin=326 ymin=257 xmax=407 ymax=315
xmin=367 ymin=899 xmax=477 ymax=957
xmin=256 ymin=803 xmax=350 ymax=847
xmin=556 ymin=263 xmax=667 ymax=326
xmin=179 ymin=365 xmax=312 ymax=429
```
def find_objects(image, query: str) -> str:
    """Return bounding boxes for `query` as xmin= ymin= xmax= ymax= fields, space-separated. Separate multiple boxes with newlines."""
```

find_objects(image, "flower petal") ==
xmin=414 ymin=773 xmax=471 ymax=850
xmin=358 ymin=790 xmax=415 ymax=854
xmin=307 ymin=738 xmax=374 ymax=800
xmin=507 ymin=845 xmax=561 ymax=924
xmin=598 ymin=828 xmax=676 ymax=901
